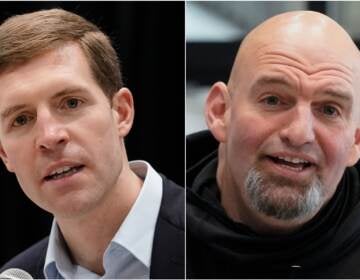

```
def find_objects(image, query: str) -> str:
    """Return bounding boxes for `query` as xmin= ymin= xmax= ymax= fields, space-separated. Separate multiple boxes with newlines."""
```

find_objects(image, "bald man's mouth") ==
xmin=267 ymin=156 xmax=313 ymax=171
xmin=262 ymin=153 xmax=317 ymax=179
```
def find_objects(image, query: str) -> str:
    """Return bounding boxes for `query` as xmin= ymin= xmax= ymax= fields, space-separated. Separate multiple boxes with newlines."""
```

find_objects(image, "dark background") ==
xmin=0 ymin=2 xmax=184 ymax=266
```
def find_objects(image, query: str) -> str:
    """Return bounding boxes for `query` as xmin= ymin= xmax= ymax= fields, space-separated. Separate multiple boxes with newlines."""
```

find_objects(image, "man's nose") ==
xmin=35 ymin=110 xmax=69 ymax=152
xmin=279 ymin=105 xmax=316 ymax=148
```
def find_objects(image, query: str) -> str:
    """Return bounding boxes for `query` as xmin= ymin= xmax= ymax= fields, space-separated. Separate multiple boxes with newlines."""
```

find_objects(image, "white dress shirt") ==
xmin=43 ymin=161 xmax=163 ymax=279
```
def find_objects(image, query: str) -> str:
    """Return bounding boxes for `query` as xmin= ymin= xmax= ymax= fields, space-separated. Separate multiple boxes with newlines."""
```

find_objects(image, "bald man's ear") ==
xmin=347 ymin=128 xmax=360 ymax=167
xmin=112 ymin=87 xmax=134 ymax=138
xmin=0 ymin=142 xmax=14 ymax=172
xmin=205 ymin=82 xmax=231 ymax=143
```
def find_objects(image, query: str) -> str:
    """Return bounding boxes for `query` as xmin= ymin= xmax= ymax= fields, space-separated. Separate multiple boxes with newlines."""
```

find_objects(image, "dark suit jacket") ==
xmin=0 ymin=176 xmax=184 ymax=279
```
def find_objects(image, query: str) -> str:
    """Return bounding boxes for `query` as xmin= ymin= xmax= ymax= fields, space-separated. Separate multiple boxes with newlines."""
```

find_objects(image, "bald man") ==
xmin=187 ymin=11 xmax=360 ymax=278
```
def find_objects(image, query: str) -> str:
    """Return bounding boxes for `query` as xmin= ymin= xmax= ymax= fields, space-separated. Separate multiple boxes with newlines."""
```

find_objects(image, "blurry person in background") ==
xmin=0 ymin=8 xmax=184 ymax=279
xmin=187 ymin=10 xmax=360 ymax=278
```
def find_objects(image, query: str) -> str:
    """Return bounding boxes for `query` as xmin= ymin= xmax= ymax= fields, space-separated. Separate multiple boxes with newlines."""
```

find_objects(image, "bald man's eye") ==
xmin=263 ymin=95 xmax=280 ymax=106
xmin=321 ymin=104 xmax=340 ymax=118
xmin=259 ymin=95 xmax=286 ymax=108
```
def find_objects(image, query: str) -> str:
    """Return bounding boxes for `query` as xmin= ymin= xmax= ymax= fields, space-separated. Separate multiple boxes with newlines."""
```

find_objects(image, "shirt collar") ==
xmin=44 ymin=160 xmax=163 ymax=278
xmin=44 ymin=220 xmax=75 ymax=279
xmin=109 ymin=160 xmax=163 ymax=267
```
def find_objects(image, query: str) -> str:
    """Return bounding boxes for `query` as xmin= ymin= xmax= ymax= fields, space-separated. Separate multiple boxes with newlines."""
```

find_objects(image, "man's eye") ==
xmin=322 ymin=105 xmax=340 ymax=117
xmin=66 ymin=98 xmax=80 ymax=109
xmin=63 ymin=98 xmax=83 ymax=109
xmin=262 ymin=95 xmax=281 ymax=106
xmin=12 ymin=115 xmax=31 ymax=127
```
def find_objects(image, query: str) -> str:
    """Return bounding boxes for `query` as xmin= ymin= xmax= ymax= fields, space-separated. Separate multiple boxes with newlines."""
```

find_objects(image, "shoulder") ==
xmin=159 ymin=175 xmax=184 ymax=229
xmin=0 ymin=237 xmax=48 ymax=278
xmin=150 ymin=176 xmax=184 ymax=278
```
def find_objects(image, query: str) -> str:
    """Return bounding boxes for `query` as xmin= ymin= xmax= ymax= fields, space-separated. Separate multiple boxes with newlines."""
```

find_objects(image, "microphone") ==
xmin=0 ymin=268 xmax=32 ymax=279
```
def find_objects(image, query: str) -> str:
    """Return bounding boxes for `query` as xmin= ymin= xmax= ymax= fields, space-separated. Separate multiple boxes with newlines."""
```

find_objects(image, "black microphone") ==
xmin=0 ymin=268 xmax=32 ymax=279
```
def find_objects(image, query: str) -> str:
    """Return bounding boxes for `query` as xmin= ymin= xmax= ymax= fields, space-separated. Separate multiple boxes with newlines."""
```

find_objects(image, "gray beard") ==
xmin=245 ymin=167 xmax=324 ymax=220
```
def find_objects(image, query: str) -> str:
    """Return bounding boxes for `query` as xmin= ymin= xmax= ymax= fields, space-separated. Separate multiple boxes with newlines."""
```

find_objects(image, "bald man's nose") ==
xmin=35 ymin=111 xmax=69 ymax=152
xmin=279 ymin=106 xmax=315 ymax=147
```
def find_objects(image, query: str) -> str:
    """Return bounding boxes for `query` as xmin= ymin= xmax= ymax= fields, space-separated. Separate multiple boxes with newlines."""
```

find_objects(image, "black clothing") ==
xmin=1 ymin=176 xmax=184 ymax=279
xmin=187 ymin=130 xmax=360 ymax=279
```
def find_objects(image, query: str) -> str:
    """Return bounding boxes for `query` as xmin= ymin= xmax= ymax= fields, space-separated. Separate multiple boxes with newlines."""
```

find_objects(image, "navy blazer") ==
xmin=0 ymin=176 xmax=184 ymax=279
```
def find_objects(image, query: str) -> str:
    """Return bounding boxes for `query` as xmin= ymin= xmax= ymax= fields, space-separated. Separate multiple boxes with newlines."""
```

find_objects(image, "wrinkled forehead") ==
xmin=250 ymin=42 xmax=359 ymax=81
xmin=251 ymin=34 xmax=357 ymax=70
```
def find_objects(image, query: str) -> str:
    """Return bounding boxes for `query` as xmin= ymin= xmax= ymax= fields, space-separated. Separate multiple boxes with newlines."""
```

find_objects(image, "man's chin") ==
xmin=42 ymin=194 xmax=101 ymax=220
xmin=245 ymin=168 xmax=324 ymax=221
xmin=252 ymin=187 xmax=316 ymax=220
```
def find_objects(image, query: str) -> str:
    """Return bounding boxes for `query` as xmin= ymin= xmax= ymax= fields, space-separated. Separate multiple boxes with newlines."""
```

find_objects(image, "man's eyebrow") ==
xmin=51 ymin=86 xmax=89 ymax=99
xmin=252 ymin=76 xmax=354 ymax=103
xmin=1 ymin=86 xmax=88 ymax=121
xmin=1 ymin=104 xmax=27 ymax=121
xmin=322 ymin=89 xmax=353 ymax=103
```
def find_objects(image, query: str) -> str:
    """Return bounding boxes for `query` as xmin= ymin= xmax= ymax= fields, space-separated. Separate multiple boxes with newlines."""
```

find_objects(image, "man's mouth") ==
xmin=44 ymin=165 xmax=85 ymax=181
xmin=266 ymin=155 xmax=313 ymax=172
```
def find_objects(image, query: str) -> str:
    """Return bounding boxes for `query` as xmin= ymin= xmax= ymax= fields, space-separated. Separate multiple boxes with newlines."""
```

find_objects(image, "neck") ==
xmin=56 ymin=165 xmax=143 ymax=275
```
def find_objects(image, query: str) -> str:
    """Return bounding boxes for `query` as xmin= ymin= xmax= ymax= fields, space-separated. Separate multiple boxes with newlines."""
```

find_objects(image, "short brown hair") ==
xmin=0 ymin=8 xmax=123 ymax=100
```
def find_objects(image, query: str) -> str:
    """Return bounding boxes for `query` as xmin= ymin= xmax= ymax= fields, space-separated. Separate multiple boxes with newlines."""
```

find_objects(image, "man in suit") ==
xmin=0 ymin=8 xmax=184 ymax=279
xmin=187 ymin=11 xmax=360 ymax=278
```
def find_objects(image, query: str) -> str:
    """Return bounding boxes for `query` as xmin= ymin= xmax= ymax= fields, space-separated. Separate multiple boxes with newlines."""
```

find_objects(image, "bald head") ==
xmin=228 ymin=11 xmax=360 ymax=93
xmin=205 ymin=11 xmax=360 ymax=233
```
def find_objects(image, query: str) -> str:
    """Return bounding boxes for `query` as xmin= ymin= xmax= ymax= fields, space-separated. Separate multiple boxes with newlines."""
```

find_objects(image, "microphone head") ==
xmin=0 ymin=268 xmax=33 ymax=279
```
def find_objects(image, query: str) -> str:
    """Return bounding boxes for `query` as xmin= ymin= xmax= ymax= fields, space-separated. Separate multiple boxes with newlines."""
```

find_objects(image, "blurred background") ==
xmin=0 ymin=2 xmax=184 ymax=266
xmin=186 ymin=1 xmax=360 ymax=134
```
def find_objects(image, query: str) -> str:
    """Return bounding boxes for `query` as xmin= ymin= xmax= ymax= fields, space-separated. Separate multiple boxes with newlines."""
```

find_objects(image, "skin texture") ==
xmin=205 ymin=11 xmax=360 ymax=234
xmin=0 ymin=43 xmax=143 ymax=274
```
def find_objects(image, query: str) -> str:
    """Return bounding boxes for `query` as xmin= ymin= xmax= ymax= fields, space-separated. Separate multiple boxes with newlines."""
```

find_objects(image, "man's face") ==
xmin=0 ymin=44 xmax=129 ymax=218
xmin=218 ymin=41 xmax=360 ymax=225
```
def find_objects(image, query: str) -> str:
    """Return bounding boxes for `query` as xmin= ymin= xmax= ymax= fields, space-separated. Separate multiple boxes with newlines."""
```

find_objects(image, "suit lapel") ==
xmin=149 ymin=176 xmax=185 ymax=279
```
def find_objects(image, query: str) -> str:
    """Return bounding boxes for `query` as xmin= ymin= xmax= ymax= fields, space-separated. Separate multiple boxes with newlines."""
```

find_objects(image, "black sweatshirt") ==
xmin=187 ymin=130 xmax=360 ymax=279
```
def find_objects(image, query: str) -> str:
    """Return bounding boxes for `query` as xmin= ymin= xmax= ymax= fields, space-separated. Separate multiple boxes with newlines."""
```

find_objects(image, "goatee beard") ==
xmin=245 ymin=167 xmax=324 ymax=220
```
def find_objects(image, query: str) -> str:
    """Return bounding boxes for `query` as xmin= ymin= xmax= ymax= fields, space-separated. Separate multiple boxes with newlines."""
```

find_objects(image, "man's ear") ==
xmin=347 ymin=128 xmax=360 ymax=167
xmin=0 ymin=142 xmax=14 ymax=172
xmin=205 ymin=82 xmax=231 ymax=143
xmin=111 ymin=87 xmax=134 ymax=138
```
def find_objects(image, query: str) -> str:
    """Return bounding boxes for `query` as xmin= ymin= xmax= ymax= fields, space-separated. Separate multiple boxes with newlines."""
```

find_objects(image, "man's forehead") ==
xmin=229 ymin=11 xmax=360 ymax=90
xmin=0 ymin=45 xmax=97 ymax=112
xmin=243 ymin=27 xmax=357 ymax=68
xmin=253 ymin=43 xmax=356 ymax=74
xmin=0 ymin=43 xmax=91 ymax=85
xmin=0 ymin=42 xmax=84 ymax=76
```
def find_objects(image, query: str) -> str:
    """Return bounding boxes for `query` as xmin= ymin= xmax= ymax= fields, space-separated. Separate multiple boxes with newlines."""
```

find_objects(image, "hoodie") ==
xmin=187 ymin=130 xmax=360 ymax=279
